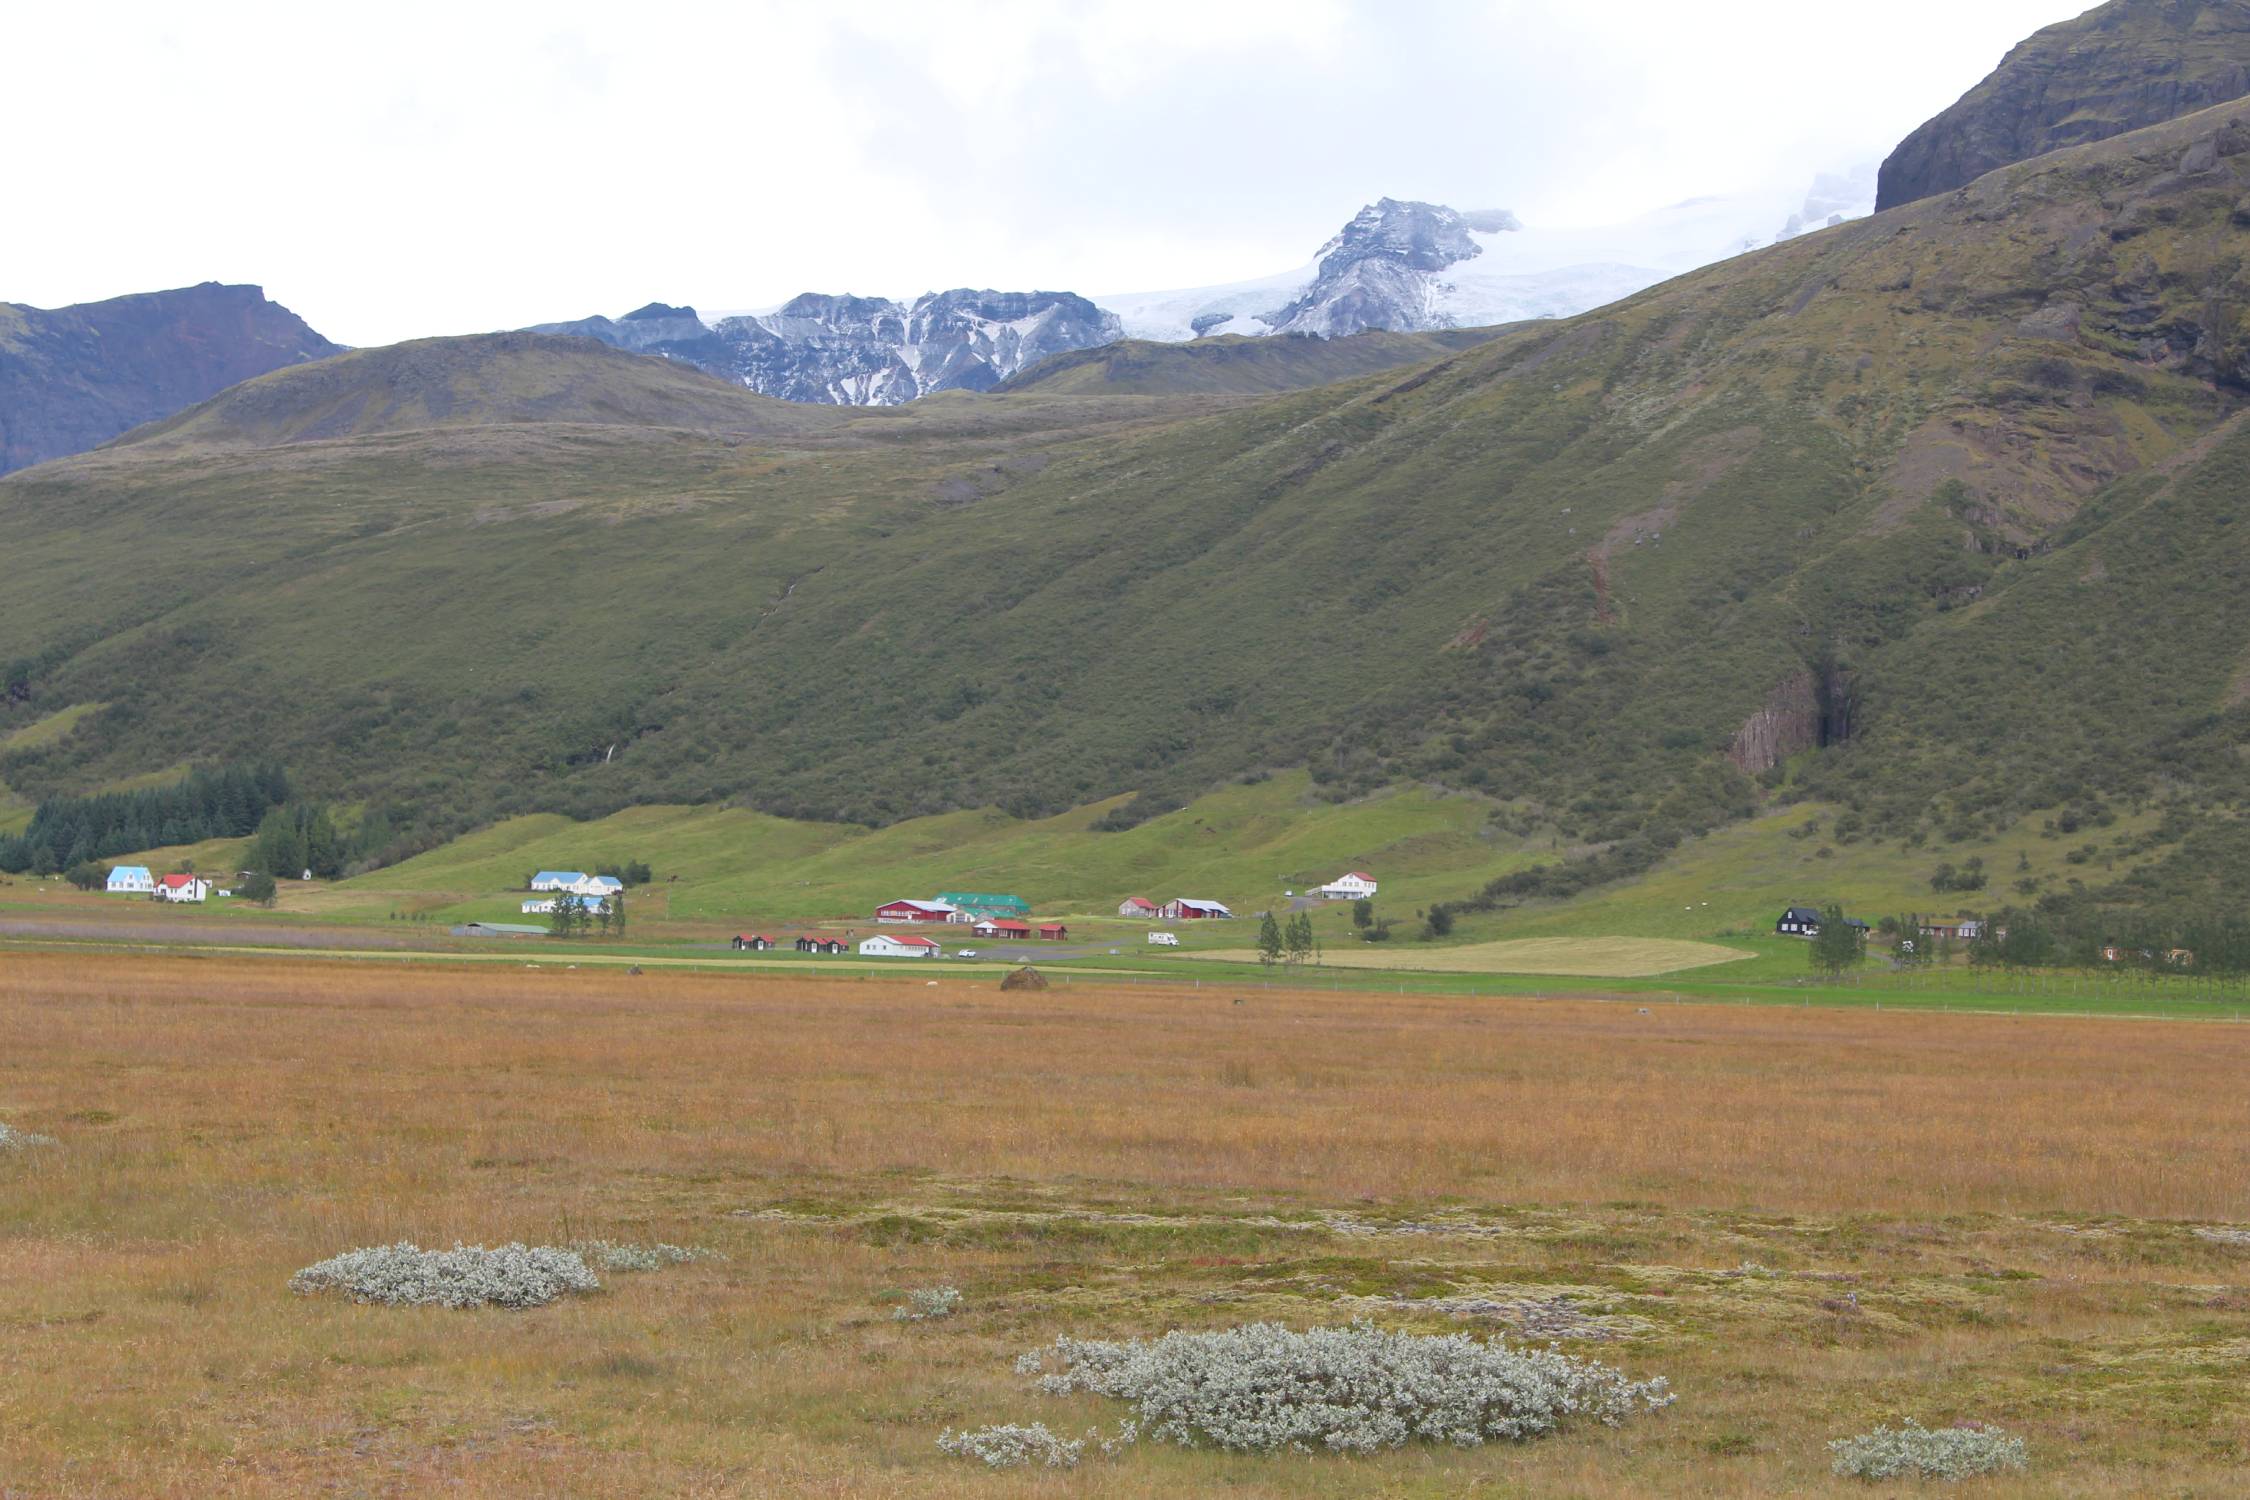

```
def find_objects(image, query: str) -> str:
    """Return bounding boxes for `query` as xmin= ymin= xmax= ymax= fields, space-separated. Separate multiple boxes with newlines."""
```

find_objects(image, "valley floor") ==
xmin=1 ymin=953 xmax=2245 ymax=1495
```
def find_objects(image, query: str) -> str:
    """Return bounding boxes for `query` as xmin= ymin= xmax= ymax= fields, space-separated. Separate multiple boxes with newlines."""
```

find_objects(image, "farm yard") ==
xmin=1 ymin=951 xmax=2246 ymax=1495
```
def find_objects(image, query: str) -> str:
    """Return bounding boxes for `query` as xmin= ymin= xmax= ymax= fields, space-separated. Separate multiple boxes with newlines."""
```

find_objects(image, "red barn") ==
xmin=875 ymin=899 xmax=959 ymax=924
xmin=1038 ymin=923 xmax=1068 ymax=940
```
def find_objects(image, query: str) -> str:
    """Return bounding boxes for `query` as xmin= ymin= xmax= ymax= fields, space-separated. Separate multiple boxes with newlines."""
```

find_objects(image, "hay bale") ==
xmin=999 ymin=966 xmax=1049 ymax=991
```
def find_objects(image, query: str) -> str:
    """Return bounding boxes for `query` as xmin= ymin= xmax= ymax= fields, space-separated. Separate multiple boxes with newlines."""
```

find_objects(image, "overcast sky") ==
xmin=8 ymin=0 xmax=2078 ymax=346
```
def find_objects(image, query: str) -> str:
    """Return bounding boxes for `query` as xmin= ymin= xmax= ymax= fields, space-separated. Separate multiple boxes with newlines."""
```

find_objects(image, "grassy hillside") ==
xmin=8 ymin=103 xmax=2250 ymax=917
xmin=996 ymin=328 xmax=1502 ymax=395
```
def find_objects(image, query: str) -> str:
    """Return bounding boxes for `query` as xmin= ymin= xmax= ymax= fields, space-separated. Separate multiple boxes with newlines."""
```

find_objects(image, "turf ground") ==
xmin=1 ymin=951 xmax=2245 ymax=1495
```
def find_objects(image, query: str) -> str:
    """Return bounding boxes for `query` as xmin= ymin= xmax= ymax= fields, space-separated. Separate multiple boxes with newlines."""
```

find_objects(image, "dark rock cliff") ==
xmin=1878 ymin=0 xmax=2250 ymax=210
xmin=0 ymin=282 xmax=340 ymax=475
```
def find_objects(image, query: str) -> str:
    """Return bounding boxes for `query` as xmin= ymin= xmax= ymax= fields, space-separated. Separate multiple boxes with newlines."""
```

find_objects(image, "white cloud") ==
xmin=1 ymin=0 xmax=2077 ymax=345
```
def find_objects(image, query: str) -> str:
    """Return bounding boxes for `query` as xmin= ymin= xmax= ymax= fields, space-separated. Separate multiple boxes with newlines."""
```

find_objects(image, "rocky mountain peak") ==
xmin=537 ymin=288 xmax=1120 ymax=406
xmin=1265 ymin=197 xmax=1519 ymax=337
xmin=1878 ymin=0 xmax=2250 ymax=209
xmin=0 ymin=282 xmax=339 ymax=475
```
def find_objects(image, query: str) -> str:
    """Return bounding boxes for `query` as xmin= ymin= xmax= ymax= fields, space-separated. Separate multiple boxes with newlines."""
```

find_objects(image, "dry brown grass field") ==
xmin=1 ymin=950 xmax=2246 ymax=1496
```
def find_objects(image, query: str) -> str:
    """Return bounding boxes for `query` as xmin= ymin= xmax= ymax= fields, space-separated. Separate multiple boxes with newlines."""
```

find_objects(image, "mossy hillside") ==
xmin=5 ymin=106 xmax=2250 ymax=914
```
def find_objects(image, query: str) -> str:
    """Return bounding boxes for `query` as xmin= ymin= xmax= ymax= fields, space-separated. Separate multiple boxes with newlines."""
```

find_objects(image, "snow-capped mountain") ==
xmin=1102 ymin=167 xmax=1879 ymax=342
xmin=538 ymin=167 xmax=1875 ymax=407
xmin=535 ymin=289 xmax=1119 ymax=406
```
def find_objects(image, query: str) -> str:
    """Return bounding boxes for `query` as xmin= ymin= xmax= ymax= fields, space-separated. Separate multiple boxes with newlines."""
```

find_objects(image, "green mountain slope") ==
xmin=995 ymin=328 xmax=1503 ymax=396
xmin=7 ymin=102 xmax=2250 ymax=910
xmin=1878 ymin=0 xmax=2250 ymax=209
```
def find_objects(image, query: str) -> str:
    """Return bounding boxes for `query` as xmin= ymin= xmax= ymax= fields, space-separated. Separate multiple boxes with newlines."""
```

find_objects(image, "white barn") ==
xmin=106 ymin=865 xmax=155 ymax=894
xmin=529 ymin=870 xmax=588 ymax=892
xmin=860 ymin=933 xmax=942 ymax=958
xmin=1317 ymin=871 xmax=1379 ymax=901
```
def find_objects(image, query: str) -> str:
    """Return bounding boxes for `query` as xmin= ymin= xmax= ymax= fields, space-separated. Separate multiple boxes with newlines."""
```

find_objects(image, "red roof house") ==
xmin=1038 ymin=922 xmax=1069 ymax=940
xmin=875 ymin=898 xmax=959 ymax=924
xmin=972 ymin=918 xmax=1033 ymax=938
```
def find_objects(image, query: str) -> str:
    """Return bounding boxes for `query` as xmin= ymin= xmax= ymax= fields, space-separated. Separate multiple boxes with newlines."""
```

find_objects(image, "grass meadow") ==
xmin=1 ymin=951 xmax=2246 ymax=1495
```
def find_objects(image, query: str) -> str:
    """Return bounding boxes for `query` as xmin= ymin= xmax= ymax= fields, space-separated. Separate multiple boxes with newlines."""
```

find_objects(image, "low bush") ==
xmin=289 ymin=1242 xmax=599 ymax=1309
xmin=1017 ymin=1320 xmax=1671 ymax=1454
xmin=936 ymin=1422 xmax=1083 ymax=1469
xmin=571 ymin=1240 xmax=716 ymax=1273
xmin=1829 ymin=1420 xmax=2027 ymax=1481
xmin=896 ymin=1285 xmax=963 ymax=1321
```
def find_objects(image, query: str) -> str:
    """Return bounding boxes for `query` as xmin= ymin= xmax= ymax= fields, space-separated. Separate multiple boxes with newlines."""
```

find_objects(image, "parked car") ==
xmin=955 ymin=948 xmax=979 ymax=959
xmin=1147 ymin=931 xmax=1179 ymax=947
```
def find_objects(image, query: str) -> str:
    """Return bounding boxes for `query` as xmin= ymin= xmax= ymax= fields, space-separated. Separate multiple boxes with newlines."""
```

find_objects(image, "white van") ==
xmin=1147 ymin=931 xmax=1179 ymax=947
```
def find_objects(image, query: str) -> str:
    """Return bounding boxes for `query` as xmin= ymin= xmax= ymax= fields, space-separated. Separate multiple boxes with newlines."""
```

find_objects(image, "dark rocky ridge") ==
xmin=0 ymin=282 xmax=339 ymax=475
xmin=534 ymin=289 xmax=1120 ymax=406
xmin=1878 ymin=0 xmax=2250 ymax=210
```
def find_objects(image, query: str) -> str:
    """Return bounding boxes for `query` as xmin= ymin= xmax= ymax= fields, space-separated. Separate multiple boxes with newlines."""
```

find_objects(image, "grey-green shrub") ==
xmin=1018 ymin=1320 xmax=1672 ymax=1454
xmin=896 ymin=1284 xmax=963 ymax=1321
xmin=1829 ymin=1420 xmax=2028 ymax=1481
xmin=0 ymin=1122 xmax=56 ymax=1150
xmin=571 ymin=1240 xmax=716 ymax=1273
xmin=290 ymin=1242 xmax=599 ymax=1309
xmin=937 ymin=1422 xmax=1083 ymax=1469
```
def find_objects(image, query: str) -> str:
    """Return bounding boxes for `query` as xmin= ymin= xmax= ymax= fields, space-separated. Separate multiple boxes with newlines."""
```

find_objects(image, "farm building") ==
xmin=1117 ymin=897 xmax=1160 ymax=918
xmin=732 ymin=934 xmax=776 ymax=951
xmin=156 ymin=873 xmax=210 ymax=903
xmin=453 ymin=921 xmax=546 ymax=937
xmin=972 ymin=918 xmax=1032 ymax=939
xmin=1317 ymin=872 xmax=1379 ymax=900
xmin=795 ymin=935 xmax=848 ymax=954
xmin=529 ymin=871 xmax=588 ymax=892
xmin=938 ymin=891 xmax=1030 ymax=919
xmin=106 ymin=865 xmax=155 ymax=894
xmin=1162 ymin=898 xmax=1234 ymax=920
xmin=1780 ymin=908 xmax=1871 ymax=938
xmin=875 ymin=899 xmax=961 ymax=924
xmin=860 ymin=933 xmax=942 ymax=958
xmin=1038 ymin=922 xmax=1068 ymax=940
xmin=522 ymin=894 xmax=606 ymax=916
xmin=1916 ymin=917 xmax=1984 ymax=942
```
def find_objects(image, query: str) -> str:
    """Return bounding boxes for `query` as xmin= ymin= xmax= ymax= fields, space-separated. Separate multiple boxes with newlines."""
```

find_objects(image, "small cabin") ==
xmin=1037 ymin=922 xmax=1069 ymax=940
xmin=733 ymin=934 xmax=776 ymax=951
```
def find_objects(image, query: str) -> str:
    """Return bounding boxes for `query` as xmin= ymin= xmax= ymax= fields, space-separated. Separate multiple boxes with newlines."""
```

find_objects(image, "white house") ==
xmin=106 ymin=865 xmax=155 ymax=894
xmin=522 ymin=894 xmax=607 ymax=915
xmin=530 ymin=870 xmax=588 ymax=892
xmin=578 ymin=874 xmax=625 ymax=897
xmin=155 ymin=873 xmax=211 ymax=903
xmin=860 ymin=933 xmax=942 ymax=958
xmin=1317 ymin=871 xmax=1379 ymax=901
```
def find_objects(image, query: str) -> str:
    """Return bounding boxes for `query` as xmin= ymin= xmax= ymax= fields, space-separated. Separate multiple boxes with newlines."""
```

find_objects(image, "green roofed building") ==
xmin=938 ymin=891 xmax=1030 ymax=918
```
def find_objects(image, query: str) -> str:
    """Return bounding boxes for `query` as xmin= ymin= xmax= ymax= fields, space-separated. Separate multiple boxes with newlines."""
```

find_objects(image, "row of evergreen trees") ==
xmin=0 ymin=764 xmax=291 ymax=874
xmin=1961 ymin=904 xmax=2250 ymax=975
